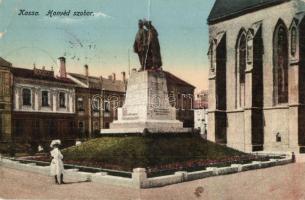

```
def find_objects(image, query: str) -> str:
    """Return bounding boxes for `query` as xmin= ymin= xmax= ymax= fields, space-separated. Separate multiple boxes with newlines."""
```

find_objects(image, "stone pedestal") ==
xmin=101 ymin=70 xmax=191 ymax=134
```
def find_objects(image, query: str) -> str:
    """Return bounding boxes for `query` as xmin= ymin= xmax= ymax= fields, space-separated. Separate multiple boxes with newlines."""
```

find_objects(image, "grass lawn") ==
xmin=62 ymin=134 xmax=247 ymax=172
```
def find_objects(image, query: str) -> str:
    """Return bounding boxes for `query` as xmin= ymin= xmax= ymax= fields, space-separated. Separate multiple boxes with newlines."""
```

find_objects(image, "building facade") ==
xmin=208 ymin=0 xmax=305 ymax=153
xmin=0 ymin=58 xmax=13 ymax=142
xmin=12 ymin=66 xmax=77 ymax=144
xmin=194 ymin=90 xmax=209 ymax=109
xmin=68 ymin=68 xmax=127 ymax=137
xmin=165 ymin=71 xmax=196 ymax=128
xmin=0 ymin=54 xmax=196 ymax=149
xmin=194 ymin=109 xmax=208 ymax=137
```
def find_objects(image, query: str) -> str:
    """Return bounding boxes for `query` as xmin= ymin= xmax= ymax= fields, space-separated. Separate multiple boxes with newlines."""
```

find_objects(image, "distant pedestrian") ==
xmin=292 ymin=152 xmax=296 ymax=163
xmin=38 ymin=145 xmax=44 ymax=152
xmin=50 ymin=140 xmax=65 ymax=184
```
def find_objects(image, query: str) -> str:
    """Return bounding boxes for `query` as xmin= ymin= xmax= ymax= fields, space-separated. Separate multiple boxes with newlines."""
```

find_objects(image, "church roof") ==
xmin=208 ymin=0 xmax=289 ymax=24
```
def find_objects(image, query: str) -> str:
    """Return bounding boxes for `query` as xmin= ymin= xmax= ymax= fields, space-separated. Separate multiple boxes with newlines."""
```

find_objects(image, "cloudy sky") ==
xmin=0 ymin=0 xmax=214 ymax=91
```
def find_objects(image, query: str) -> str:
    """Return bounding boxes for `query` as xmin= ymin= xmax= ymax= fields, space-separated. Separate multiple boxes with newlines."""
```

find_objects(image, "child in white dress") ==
xmin=50 ymin=140 xmax=65 ymax=184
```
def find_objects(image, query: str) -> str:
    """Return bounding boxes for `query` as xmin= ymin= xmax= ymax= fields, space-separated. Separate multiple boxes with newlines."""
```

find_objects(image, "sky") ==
xmin=0 ymin=0 xmax=215 ymax=92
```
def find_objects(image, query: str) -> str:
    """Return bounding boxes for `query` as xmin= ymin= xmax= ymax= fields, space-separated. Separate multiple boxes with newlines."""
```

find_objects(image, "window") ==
xmin=273 ymin=20 xmax=288 ymax=104
xmin=105 ymin=122 xmax=110 ymax=129
xmin=291 ymin=27 xmax=297 ymax=57
xmin=104 ymin=101 xmax=110 ymax=112
xmin=209 ymin=42 xmax=215 ymax=73
xmin=276 ymin=133 xmax=282 ymax=142
xmin=78 ymin=121 xmax=85 ymax=138
xmin=239 ymin=34 xmax=247 ymax=84
xmin=59 ymin=92 xmax=66 ymax=108
xmin=41 ymin=91 xmax=49 ymax=107
xmin=22 ymin=88 xmax=31 ymax=106
xmin=94 ymin=121 xmax=99 ymax=131
xmin=236 ymin=30 xmax=247 ymax=108
xmin=92 ymin=98 xmax=99 ymax=112
xmin=215 ymin=33 xmax=227 ymax=110
xmin=77 ymin=97 xmax=84 ymax=111
xmin=79 ymin=121 xmax=84 ymax=128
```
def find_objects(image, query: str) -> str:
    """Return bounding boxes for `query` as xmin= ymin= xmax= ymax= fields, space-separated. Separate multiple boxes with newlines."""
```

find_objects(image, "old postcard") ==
xmin=0 ymin=0 xmax=301 ymax=199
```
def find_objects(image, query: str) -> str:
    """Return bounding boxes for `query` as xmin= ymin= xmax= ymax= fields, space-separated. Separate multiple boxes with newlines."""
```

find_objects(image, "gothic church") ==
xmin=208 ymin=0 xmax=305 ymax=153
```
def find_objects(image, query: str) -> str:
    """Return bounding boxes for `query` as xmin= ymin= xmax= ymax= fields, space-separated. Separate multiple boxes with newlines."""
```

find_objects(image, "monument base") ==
xmin=101 ymin=70 xmax=193 ymax=135
xmin=101 ymin=120 xmax=193 ymax=134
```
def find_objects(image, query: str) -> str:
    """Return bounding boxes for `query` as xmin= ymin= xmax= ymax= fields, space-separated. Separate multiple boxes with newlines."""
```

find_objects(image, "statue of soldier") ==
xmin=133 ymin=19 xmax=148 ymax=70
xmin=144 ymin=20 xmax=162 ymax=70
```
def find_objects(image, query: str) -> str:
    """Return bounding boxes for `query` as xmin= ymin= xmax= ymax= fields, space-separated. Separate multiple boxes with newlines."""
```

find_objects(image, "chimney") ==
xmin=84 ymin=64 xmax=89 ymax=86
xmin=121 ymin=71 xmax=126 ymax=82
xmin=58 ymin=57 xmax=66 ymax=78
xmin=112 ymin=73 xmax=116 ymax=81
xmin=84 ymin=64 xmax=89 ymax=77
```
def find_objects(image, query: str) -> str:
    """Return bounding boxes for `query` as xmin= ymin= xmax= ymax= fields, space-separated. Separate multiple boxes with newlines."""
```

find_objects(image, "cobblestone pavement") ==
xmin=0 ymin=163 xmax=304 ymax=200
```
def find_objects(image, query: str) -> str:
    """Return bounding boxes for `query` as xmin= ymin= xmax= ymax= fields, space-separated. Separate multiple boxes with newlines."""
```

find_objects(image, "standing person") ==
xmin=133 ymin=19 xmax=148 ymax=70
xmin=50 ymin=140 xmax=65 ymax=184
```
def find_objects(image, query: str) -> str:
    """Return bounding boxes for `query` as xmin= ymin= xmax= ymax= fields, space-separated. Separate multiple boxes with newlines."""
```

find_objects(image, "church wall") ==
xmin=208 ymin=1 xmax=304 ymax=152
xmin=226 ymin=111 xmax=245 ymax=151
xmin=263 ymin=108 xmax=289 ymax=151
xmin=209 ymin=1 xmax=296 ymax=111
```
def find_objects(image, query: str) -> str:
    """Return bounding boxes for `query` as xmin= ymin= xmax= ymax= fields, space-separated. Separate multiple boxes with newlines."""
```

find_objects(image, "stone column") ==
xmin=53 ymin=91 xmax=57 ymax=112
xmin=244 ymin=68 xmax=253 ymax=152
xmin=18 ymin=87 xmax=22 ymax=110
xmin=34 ymin=88 xmax=39 ymax=111
xmin=288 ymin=22 xmax=301 ymax=153
xmin=207 ymin=74 xmax=216 ymax=142
xmin=207 ymin=40 xmax=217 ymax=142
xmin=50 ymin=89 xmax=54 ymax=111
xmin=14 ymin=87 xmax=19 ymax=110
xmin=288 ymin=63 xmax=300 ymax=152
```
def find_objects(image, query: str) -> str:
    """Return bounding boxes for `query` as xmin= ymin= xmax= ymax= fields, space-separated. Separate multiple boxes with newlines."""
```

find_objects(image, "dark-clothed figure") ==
xmin=144 ymin=21 xmax=162 ymax=70
xmin=133 ymin=19 xmax=148 ymax=70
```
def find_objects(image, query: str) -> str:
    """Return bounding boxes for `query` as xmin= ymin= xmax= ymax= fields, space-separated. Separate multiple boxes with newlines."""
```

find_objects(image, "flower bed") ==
xmin=25 ymin=135 xmax=279 ymax=177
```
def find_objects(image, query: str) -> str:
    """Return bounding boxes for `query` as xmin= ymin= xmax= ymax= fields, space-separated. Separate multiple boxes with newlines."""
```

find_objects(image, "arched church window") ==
xmin=239 ymin=34 xmax=247 ymax=84
xmin=236 ymin=31 xmax=247 ymax=108
xmin=208 ymin=41 xmax=216 ymax=73
xmin=273 ymin=21 xmax=288 ymax=104
xmin=291 ymin=27 xmax=297 ymax=57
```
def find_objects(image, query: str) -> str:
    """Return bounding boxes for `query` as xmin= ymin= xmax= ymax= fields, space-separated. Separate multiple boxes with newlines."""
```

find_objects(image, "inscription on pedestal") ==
xmin=122 ymin=108 xmax=139 ymax=120
xmin=153 ymin=108 xmax=170 ymax=116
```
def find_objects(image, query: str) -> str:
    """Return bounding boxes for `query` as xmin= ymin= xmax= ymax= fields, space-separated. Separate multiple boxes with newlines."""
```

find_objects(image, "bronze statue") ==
xmin=134 ymin=19 xmax=162 ymax=70
xmin=144 ymin=20 xmax=162 ymax=70
xmin=133 ymin=19 xmax=148 ymax=70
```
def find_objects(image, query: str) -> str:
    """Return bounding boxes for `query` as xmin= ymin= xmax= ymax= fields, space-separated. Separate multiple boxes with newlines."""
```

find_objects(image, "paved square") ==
xmin=0 ymin=163 xmax=304 ymax=200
